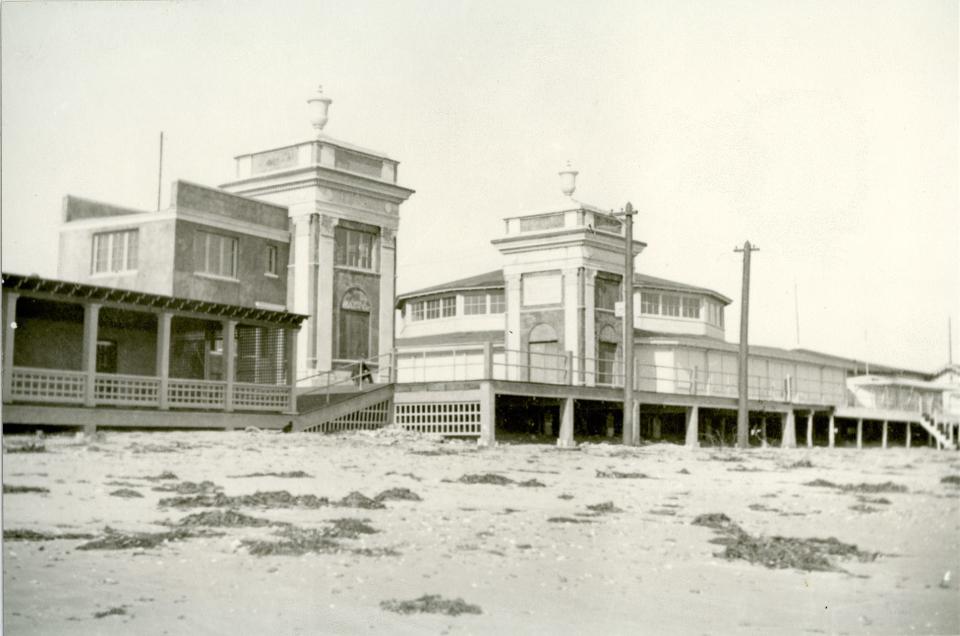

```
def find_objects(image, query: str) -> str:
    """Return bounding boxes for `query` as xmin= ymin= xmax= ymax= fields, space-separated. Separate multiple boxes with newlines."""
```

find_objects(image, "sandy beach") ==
xmin=3 ymin=430 xmax=958 ymax=635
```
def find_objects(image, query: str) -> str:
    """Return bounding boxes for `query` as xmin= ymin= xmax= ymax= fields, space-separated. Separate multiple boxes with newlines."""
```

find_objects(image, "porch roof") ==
xmin=2 ymin=272 xmax=307 ymax=328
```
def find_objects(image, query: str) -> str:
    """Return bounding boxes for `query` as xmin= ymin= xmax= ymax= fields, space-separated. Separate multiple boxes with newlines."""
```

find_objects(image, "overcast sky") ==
xmin=2 ymin=0 xmax=957 ymax=372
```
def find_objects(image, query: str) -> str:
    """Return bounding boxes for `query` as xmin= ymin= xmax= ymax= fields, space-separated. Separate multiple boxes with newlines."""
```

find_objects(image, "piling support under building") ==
xmin=684 ymin=405 xmax=699 ymax=448
xmin=557 ymin=397 xmax=576 ymax=449
xmin=781 ymin=411 xmax=797 ymax=448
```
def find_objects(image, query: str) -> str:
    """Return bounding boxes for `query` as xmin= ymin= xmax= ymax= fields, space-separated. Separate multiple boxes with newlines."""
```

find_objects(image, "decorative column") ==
xmin=378 ymin=227 xmax=397 ymax=383
xmin=223 ymin=320 xmax=236 ymax=412
xmin=285 ymin=327 xmax=299 ymax=414
xmin=316 ymin=214 xmax=336 ymax=373
xmin=503 ymin=273 xmax=522 ymax=381
xmin=685 ymin=405 xmax=700 ymax=448
xmin=291 ymin=213 xmax=317 ymax=377
xmin=2 ymin=292 xmax=18 ymax=401
xmin=563 ymin=267 xmax=581 ymax=384
xmin=81 ymin=303 xmax=101 ymax=407
xmin=557 ymin=397 xmax=575 ymax=448
xmin=583 ymin=268 xmax=597 ymax=386
xmin=781 ymin=411 xmax=797 ymax=448
xmin=806 ymin=412 xmax=814 ymax=448
xmin=156 ymin=311 xmax=172 ymax=409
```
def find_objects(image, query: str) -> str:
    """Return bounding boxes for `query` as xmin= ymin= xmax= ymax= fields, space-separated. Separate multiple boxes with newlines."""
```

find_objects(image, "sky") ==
xmin=2 ymin=0 xmax=957 ymax=372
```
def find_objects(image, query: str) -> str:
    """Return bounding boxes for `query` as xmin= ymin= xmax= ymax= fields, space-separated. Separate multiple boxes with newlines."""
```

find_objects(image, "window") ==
xmin=640 ymin=293 xmax=660 ymax=315
xmin=682 ymin=296 xmax=701 ymax=319
xmin=662 ymin=294 xmax=680 ymax=317
xmin=265 ymin=245 xmax=279 ymax=276
xmin=424 ymin=298 xmax=440 ymax=320
xmin=595 ymin=276 xmax=621 ymax=311
xmin=489 ymin=291 xmax=505 ymax=313
xmin=198 ymin=231 xmax=238 ymax=278
xmin=92 ymin=230 xmax=138 ymax=273
xmin=335 ymin=227 xmax=375 ymax=270
xmin=410 ymin=302 xmax=425 ymax=322
xmin=441 ymin=296 xmax=456 ymax=318
xmin=463 ymin=291 xmax=487 ymax=315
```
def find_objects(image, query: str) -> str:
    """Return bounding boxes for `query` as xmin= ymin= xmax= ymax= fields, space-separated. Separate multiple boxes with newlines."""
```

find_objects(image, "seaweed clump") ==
xmin=380 ymin=595 xmax=482 ymax=616
xmin=76 ymin=526 xmax=223 ymax=551
xmin=158 ymin=490 xmax=329 ymax=510
xmin=457 ymin=474 xmax=514 ymax=486
xmin=4 ymin=484 xmax=49 ymax=494
xmin=374 ymin=488 xmax=422 ymax=502
xmin=692 ymin=513 xmax=876 ymax=572
xmin=803 ymin=480 xmax=907 ymax=494
xmin=4 ymin=529 xmax=95 ymax=542
xmin=596 ymin=470 xmax=648 ymax=479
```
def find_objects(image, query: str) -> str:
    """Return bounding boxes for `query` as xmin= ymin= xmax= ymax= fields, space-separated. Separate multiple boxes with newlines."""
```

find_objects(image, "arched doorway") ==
xmin=597 ymin=324 xmax=619 ymax=385
xmin=338 ymin=289 xmax=371 ymax=361
xmin=528 ymin=323 xmax=563 ymax=383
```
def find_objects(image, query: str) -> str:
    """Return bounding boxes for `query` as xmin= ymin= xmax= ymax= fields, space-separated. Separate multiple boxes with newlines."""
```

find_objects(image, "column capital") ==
xmin=504 ymin=273 xmax=522 ymax=285
xmin=381 ymin=227 xmax=396 ymax=248
xmin=319 ymin=214 xmax=338 ymax=238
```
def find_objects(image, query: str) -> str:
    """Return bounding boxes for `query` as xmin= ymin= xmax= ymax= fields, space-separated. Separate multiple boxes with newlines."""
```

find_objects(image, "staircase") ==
xmin=919 ymin=413 xmax=958 ymax=450
xmin=292 ymin=354 xmax=395 ymax=433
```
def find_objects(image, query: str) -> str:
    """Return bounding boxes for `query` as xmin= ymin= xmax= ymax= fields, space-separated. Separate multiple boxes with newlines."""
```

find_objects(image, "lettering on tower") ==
xmin=252 ymin=147 xmax=299 ymax=174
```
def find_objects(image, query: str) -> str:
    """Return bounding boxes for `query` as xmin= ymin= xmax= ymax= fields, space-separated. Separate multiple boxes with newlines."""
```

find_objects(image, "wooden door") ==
xmin=339 ymin=310 xmax=370 ymax=360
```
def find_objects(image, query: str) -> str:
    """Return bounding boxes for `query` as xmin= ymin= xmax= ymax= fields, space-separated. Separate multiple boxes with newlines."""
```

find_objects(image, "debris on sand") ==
xmin=380 ymin=595 xmax=482 ymax=616
xmin=384 ymin=471 xmax=423 ymax=482
xmin=159 ymin=490 xmax=329 ymax=510
xmin=941 ymin=475 xmax=960 ymax=486
xmin=518 ymin=479 xmax=546 ymax=488
xmin=174 ymin=510 xmax=281 ymax=528
xmin=4 ymin=529 xmax=95 ymax=542
xmin=241 ymin=521 xmax=392 ymax=557
xmin=229 ymin=471 xmax=313 ymax=479
xmin=849 ymin=504 xmax=881 ymax=514
xmin=374 ymin=488 xmax=422 ymax=502
xmin=678 ymin=468 xmax=691 ymax=475
xmin=109 ymin=489 xmax=144 ymax=498
xmin=141 ymin=471 xmax=179 ymax=481
xmin=337 ymin=491 xmax=386 ymax=509
xmin=804 ymin=480 xmax=907 ymax=494
xmin=586 ymin=501 xmax=623 ymax=514
xmin=93 ymin=607 xmax=127 ymax=619
xmin=4 ymin=439 xmax=46 ymax=453
xmin=727 ymin=465 xmax=765 ymax=472
xmin=557 ymin=493 xmax=574 ymax=500
xmin=548 ymin=517 xmax=595 ymax=524
xmin=323 ymin=518 xmax=378 ymax=539
xmin=708 ymin=454 xmax=745 ymax=463
xmin=787 ymin=459 xmax=815 ymax=469
xmin=4 ymin=484 xmax=49 ymax=494
xmin=596 ymin=470 xmax=648 ymax=479
xmin=152 ymin=481 xmax=222 ymax=495
xmin=692 ymin=513 xmax=876 ymax=572
xmin=856 ymin=496 xmax=892 ymax=505
xmin=76 ymin=527 xmax=223 ymax=551
xmin=457 ymin=473 xmax=514 ymax=486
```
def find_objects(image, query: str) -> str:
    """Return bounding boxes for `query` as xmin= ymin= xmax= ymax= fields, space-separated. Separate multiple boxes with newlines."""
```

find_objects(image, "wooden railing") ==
xmin=6 ymin=367 xmax=292 ymax=413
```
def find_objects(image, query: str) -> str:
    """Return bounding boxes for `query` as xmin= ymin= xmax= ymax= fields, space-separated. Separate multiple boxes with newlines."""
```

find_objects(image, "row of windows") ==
xmin=408 ymin=291 xmax=506 ymax=322
xmin=92 ymin=229 xmax=280 ymax=278
xmin=640 ymin=292 xmax=724 ymax=326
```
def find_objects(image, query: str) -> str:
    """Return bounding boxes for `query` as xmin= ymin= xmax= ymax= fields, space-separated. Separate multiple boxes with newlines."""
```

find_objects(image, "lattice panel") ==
xmin=10 ymin=368 xmax=86 ymax=404
xmin=233 ymin=383 xmax=290 ymax=411
xmin=395 ymin=401 xmax=481 ymax=436
xmin=167 ymin=379 xmax=226 ymax=408
xmin=94 ymin=374 xmax=161 ymax=405
xmin=302 ymin=399 xmax=391 ymax=433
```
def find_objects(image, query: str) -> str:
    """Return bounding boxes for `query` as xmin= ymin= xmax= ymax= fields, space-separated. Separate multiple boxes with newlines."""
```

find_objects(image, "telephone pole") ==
xmin=156 ymin=131 xmax=164 ymax=211
xmin=734 ymin=241 xmax=759 ymax=448
xmin=621 ymin=202 xmax=637 ymax=445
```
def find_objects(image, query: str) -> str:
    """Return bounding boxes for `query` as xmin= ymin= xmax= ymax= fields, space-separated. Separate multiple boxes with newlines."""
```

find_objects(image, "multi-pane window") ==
xmin=640 ymin=293 xmax=660 ymax=315
xmin=681 ymin=296 xmax=701 ymax=319
xmin=441 ymin=296 xmax=456 ymax=318
xmin=661 ymin=294 xmax=680 ymax=317
xmin=92 ymin=230 xmax=138 ymax=274
xmin=489 ymin=291 xmax=505 ymax=313
xmin=198 ymin=231 xmax=238 ymax=278
xmin=410 ymin=302 xmax=425 ymax=322
xmin=424 ymin=298 xmax=441 ymax=320
xmin=335 ymin=227 xmax=375 ymax=270
xmin=463 ymin=291 xmax=487 ymax=315
xmin=595 ymin=276 xmax=621 ymax=311
xmin=265 ymin=245 xmax=279 ymax=276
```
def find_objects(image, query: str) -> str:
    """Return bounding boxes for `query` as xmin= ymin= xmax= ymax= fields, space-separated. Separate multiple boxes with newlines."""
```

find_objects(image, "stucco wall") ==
xmin=172 ymin=220 xmax=288 ymax=308
xmin=172 ymin=181 xmax=288 ymax=230
xmin=57 ymin=219 xmax=176 ymax=295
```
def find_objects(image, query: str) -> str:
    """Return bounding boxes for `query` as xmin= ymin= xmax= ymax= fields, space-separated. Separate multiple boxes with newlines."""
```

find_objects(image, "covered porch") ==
xmin=2 ymin=274 xmax=305 ymax=419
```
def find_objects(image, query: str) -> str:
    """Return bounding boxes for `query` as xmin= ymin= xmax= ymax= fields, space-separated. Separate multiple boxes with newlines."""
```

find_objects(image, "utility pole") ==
xmin=156 ymin=131 xmax=164 ymax=211
xmin=621 ymin=202 xmax=637 ymax=445
xmin=949 ymin=317 xmax=953 ymax=365
xmin=734 ymin=241 xmax=759 ymax=449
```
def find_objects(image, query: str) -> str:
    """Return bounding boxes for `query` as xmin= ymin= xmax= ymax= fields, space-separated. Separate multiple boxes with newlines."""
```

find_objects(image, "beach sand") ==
xmin=3 ymin=429 xmax=958 ymax=635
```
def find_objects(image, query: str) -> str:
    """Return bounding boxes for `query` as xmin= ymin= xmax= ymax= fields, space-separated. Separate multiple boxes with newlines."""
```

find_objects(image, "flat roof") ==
xmin=2 ymin=273 xmax=307 ymax=328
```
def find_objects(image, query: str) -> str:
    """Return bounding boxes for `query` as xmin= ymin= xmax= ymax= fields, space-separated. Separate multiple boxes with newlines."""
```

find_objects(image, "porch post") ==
xmin=156 ymin=311 xmax=172 ymax=410
xmin=828 ymin=414 xmax=836 ymax=448
xmin=781 ymin=410 xmax=797 ymax=448
xmin=881 ymin=420 xmax=888 ymax=449
xmin=482 ymin=341 xmax=493 ymax=379
xmin=285 ymin=327 xmax=299 ymax=414
xmin=557 ymin=396 xmax=575 ymax=449
xmin=223 ymin=319 xmax=236 ymax=412
xmin=82 ymin=303 xmax=101 ymax=407
xmin=2 ymin=292 xmax=18 ymax=400
xmin=478 ymin=380 xmax=496 ymax=447
xmin=805 ymin=412 xmax=814 ymax=448
xmin=684 ymin=405 xmax=699 ymax=448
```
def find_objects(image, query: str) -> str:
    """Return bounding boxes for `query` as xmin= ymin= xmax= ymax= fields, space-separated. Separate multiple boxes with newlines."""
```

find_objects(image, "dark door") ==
xmin=96 ymin=340 xmax=118 ymax=373
xmin=339 ymin=310 xmax=370 ymax=360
